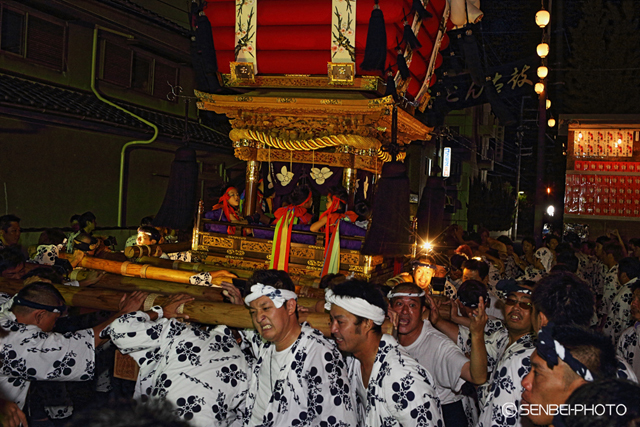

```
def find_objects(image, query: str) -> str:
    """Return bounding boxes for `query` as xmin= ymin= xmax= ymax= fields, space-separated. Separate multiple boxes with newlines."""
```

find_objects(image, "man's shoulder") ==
xmin=418 ymin=320 xmax=459 ymax=347
xmin=378 ymin=336 xmax=437 ymax=389
xmin=503 ymin=334 xmax=535 ymax=360
xmin=619 ymin=323 xmax=640 ymax=343
xmin=298 ymin=324 xmax=340 ymax=353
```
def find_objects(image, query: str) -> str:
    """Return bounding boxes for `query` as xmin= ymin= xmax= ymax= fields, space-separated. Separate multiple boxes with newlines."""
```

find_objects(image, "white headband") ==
xmin=387 ymin=290 xmax=425 ymax=299
xmin=244 ymin=284 xmax=298 ymax=309
xmin=324 ymin=289 xmax=386 ymax=325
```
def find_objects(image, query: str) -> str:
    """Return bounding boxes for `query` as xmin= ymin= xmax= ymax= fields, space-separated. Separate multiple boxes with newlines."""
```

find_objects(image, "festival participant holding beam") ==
xmin=222 ymin=270 xmax=356 ymax=427
xmin=0 ymin=283 xmax=143 ymax=413
xmin=326 ymin=279 xmax=443 ymax=427
xmin=101 ymin=292 xmax=248 ymax=427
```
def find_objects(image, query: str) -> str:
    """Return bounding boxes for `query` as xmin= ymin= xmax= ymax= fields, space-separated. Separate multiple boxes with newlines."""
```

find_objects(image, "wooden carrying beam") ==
xmin=133 ymin=256 xmax=253 ymax=279
xmin=124 ymin=242 xmax=192 ymax=259
xmin=0 ymin=278 xmax=336 ymax=336
xmin=71 ymin=271 xmax=322 ymax=309
xmin=61 ymin=254 xmax=231 ymax=286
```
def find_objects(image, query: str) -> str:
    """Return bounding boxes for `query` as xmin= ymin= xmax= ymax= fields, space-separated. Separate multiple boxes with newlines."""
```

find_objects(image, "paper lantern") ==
xmin=537 ymin=66 xmax=548 ymax=79
xmin=537 ymin=43 xmax=549 ymax=58
xmin=536 ymin=10 xmax=550 ymax=27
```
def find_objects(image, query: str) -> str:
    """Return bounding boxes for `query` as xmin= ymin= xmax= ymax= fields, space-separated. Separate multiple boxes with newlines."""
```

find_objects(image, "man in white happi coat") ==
xmin=0 ymin=282 xmax=141 ymax=411
xmin=598 ymin=240 xmax=625 ymax=326
xmin=326 ymin=279 xmax=443 ymax=427
xmin=617 ymin=279 xmax=640 ymax=379
xmin=472 ymin=281 xmax=535 ymax=427
xmin=222 ymin=269 xmax=357 ymax=427
xmin=603 ymin=257 xmax=640 ymax=342
xmin=101 ymin=292 xmax=248 ymax=427
xmin=387 ymin=283 xmax=488 ymax=427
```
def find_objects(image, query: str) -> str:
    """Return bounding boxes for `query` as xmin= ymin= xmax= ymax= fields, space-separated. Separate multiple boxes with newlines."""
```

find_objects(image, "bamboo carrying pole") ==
xmin=134 ymin=256 xmax=253 ymax=279
xmin=0 ymin=278 xmax=342 ymax=335
xmin=61 ymin=254 xmax=233 ymax=286
xmin=74 ymin=272 xmax=225 ymax=302
xmin=72 ymin=271 xmax=323 ymax=309
xmin=124 ymin=242 xmax=192 ymax=259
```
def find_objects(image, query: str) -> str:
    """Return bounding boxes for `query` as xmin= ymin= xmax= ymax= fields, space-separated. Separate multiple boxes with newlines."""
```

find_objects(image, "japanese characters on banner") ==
xmin=235 ymin=0 xmax=257 ymax=71
xmin=331 ymin=0 xmax=356 ymax=63
xmin=435 ymin=57 xmax=536 ymax=110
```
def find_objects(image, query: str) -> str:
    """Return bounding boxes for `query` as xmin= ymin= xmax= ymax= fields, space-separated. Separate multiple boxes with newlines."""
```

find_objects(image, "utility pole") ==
xmin=533 ymin=0 xmax=552 ymax=245
xmin=512 ymin=97 xmax=525 ymax=240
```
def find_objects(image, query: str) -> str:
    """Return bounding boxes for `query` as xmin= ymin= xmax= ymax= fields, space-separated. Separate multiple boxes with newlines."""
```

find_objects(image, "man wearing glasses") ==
xmin=475 ymin=279 xmax=535 ymax=427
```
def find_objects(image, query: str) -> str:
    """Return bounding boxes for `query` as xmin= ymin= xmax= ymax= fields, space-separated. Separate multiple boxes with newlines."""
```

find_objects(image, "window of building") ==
xmin=153 ymin=61 xmax=178 ymax=101
xmin=0 ymin=8 xmax=24 ymax=55
xmin=100 ymin=38 xmax=179 ymax=101
xmin=131 ymin=54 xmax=152 ymax=93
xmin=0 ymin=4 xmax=66 ymax=71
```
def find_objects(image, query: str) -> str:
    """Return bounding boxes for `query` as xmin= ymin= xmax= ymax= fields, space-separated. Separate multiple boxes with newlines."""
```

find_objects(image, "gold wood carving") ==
xmin=340 ymin=253 xmax=361 ymax=265
xmin=256 ymin=148 xmax=361 ymax=171
xmin=196 ymin=90 xmax=432 ymax=145
xmin=290 ymin=267 xmax=322 ymax=276
xmin=201 ymin=236 xmax=234 ymax=248
xmin=229 ymin=113 xmax=382 ymax=142
xmin=240 ymin=241 xmax=272 ymax=253
xmin=219 ymin=74 xmax=384 ymax=93
xmin=307 ymin=260 xmax=324 ymax=267
xmin=234 ymin=147 xmax=257 ymax=161
xmin=327 ymin=62 xmax=355 ymax=84
xmin=290 ymin=247 xmax=316 ymax=259
xmin=226 ymin=249 xmax=246 ymax=256
xmin=320 ymin=99 xmax=343 ymax=105
xmin=229 ymin=62 xmax=255 ymax=82
xmin=201 ymin=254 xmax=268 ymax=270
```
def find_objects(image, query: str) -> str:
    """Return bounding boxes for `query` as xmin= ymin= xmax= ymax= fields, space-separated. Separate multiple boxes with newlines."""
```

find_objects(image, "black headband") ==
xmin=537 ymin=323 xmax=594 ymax=382
xmin=73 ymin=236 xmax=98 ymax=252
xmin=13 ymin=296 xmax=66 ymax=314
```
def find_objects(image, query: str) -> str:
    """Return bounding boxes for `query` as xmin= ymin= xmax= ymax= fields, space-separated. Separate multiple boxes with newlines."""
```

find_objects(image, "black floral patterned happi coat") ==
xmin=347 ymin=334 xmax=444 ymax=427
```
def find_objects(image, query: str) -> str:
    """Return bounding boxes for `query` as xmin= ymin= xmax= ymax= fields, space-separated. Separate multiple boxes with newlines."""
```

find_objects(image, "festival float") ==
xmin=188 ymin=0 xmax=476 ymax=284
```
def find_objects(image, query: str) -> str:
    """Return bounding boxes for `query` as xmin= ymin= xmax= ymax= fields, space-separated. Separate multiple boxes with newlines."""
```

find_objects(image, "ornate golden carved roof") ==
xmin=195 ymin=90 xmax=432 ymax=149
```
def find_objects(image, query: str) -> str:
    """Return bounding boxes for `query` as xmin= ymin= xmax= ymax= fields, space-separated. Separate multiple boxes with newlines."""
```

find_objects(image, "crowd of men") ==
xmin=0 ymin=212 xmax=639 ymax=426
